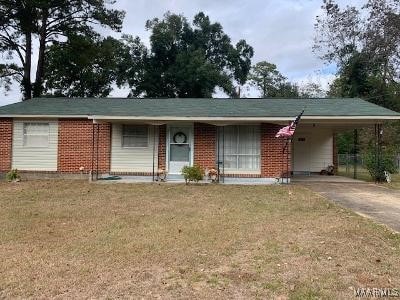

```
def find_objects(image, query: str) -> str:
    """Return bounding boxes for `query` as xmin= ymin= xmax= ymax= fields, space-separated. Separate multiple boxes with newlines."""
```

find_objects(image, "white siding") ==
xmin=12 ymin=120 xmax=58 ymax=171
xmin=292 ymin=127 xmax=333 ymax=173
xmin=111 ymin=124 xmax=159 ymax=173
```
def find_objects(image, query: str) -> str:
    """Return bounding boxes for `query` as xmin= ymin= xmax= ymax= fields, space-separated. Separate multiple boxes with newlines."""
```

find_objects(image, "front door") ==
xmin=168 ymin=126 xmax=193 ymax=174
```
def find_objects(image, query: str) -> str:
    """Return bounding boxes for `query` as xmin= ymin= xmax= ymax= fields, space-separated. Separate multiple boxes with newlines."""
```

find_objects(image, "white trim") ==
xmin=1 ymin=115 xmax=88 ymax=118
xmin=89 ymin=115 xmax=400 ymax=122
xmin=2 ymin=114 xmax=399 ymax=121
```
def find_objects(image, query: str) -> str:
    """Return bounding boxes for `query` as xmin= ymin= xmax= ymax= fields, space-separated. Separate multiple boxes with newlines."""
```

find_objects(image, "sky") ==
xmin=0 ymin=0 xmax=364 ymax=106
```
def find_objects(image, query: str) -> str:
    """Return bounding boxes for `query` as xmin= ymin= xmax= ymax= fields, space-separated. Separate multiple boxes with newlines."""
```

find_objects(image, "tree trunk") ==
xmin=22 ymin=32 xmax=32 ymax=100
xmin=33 ymin=10 xmax=48 ymax=98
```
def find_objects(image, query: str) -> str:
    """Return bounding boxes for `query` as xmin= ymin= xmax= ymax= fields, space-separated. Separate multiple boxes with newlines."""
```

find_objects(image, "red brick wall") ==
xmin=0 ymin=118 xmax=12 ymax=172
xmin=261 ymin=123 xmax=290 ymax=178
xmin=194 ymin=123 xmax=217 ymax=170
xmin=58 ymin=120 xmax=111 ymax=173
xmin=158 ymin=125 xmax=166 ymax=170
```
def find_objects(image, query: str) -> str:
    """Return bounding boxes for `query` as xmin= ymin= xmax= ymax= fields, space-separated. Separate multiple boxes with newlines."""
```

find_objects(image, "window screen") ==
xmin=122 ymin=125 xmax=149 ymax=148
xmin=23 ymin=123 xmax=50 ymax=148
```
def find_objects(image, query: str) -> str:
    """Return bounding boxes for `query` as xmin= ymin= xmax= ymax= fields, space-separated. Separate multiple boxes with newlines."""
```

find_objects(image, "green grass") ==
xmin=0 ymin=180 xmax=399 ymax=298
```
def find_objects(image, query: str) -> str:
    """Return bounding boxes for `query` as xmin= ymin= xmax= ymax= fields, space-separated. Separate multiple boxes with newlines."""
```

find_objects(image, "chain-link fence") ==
xmin=338 ymin=154 xmax=400 ymax=180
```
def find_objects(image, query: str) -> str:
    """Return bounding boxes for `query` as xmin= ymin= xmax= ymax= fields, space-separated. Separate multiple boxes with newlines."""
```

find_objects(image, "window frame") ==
xmin=121 ymin=124 xmax=150 ymax=148
xmin=219 ymin=125 xmax=261 ymax=172
xmin=23 ymin=122 xmax=50 ymax=148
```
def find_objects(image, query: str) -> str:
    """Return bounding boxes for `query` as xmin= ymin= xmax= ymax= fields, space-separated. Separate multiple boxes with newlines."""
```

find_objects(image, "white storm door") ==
xmin=168 ymin=126 xmax=193 ymax=174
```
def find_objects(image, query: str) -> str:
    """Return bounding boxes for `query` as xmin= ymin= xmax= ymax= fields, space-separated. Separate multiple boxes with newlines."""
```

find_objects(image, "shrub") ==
xmin=181 ymin=165 xmax=204 ymax=184
xmin=6 ymin=169 xmax=21 ymax=182
xmin=364 ymin=148 xmax=398 ymax=182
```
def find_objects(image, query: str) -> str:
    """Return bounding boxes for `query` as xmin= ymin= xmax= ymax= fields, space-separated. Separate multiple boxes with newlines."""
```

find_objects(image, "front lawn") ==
xmin=0 ymin=181 xmax=399 ymax=299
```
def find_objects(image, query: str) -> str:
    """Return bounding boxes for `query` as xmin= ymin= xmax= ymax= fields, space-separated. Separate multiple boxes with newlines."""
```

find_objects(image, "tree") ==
xmin=299 ymin=81 xmax=326 ymax=98
xmin=313 ymin=0 xmax=363 ymax=68
xmin=314 ymin=0 xmax=400 ymax=110
xmin=248 ymin=61 xmax=299 ymax=97
xmin=44 ymin=33 xmax=126 ymax=97
xmin=0 ymin=0 xmax=125 ymax=100
xmin=315 ymin=0 xmax=400 ymax=167
xmin=123 ymin=12 xmax=254 ymax=98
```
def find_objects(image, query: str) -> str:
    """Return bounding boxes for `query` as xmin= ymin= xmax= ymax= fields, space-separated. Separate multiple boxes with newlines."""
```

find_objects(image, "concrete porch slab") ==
xmin=292 ymin=175 xmax=366 ymax=183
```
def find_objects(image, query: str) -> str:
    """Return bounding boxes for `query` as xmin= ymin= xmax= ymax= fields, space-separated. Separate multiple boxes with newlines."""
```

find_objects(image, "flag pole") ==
xmin=275 ymin=108 xmax=305 ymax=184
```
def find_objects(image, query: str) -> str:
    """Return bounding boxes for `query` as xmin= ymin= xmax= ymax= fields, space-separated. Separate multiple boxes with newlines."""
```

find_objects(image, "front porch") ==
xmin=97 ymin=174 xmax=282 ymax=185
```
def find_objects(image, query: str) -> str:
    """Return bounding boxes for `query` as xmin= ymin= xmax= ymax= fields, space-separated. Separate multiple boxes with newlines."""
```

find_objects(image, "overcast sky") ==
xmin=0 ymin=0 xmax=364 ymax=106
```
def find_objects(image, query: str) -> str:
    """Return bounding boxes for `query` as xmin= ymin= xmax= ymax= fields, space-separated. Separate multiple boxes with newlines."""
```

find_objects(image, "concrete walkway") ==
xmin=292 ymin=175 xmax=365 ymax=183
xmin=302 ymin=182 xmax=400 ymax=232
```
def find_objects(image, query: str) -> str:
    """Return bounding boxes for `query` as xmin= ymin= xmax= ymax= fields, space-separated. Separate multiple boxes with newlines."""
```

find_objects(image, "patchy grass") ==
xmin=388 ymin=174 xmax=400 ymax=189
xmin=0 ymin=181 xmax=399 ymax=299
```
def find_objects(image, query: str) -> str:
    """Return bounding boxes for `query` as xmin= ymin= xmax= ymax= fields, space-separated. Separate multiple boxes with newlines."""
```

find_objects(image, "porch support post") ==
xmin=374 ymin=124 xmax=378 ymax=174
xmin=152 ymin=125 xmax=156 ymax=182
xmin=96 ymin=124 xmax=100 ymax=180
xmin=353 ymin=128 xmax=358 ymax=179
xmin=222 ymin=126 xmax=225 ymax=183
xmin=91 ymin=122 xmax=95 ymax=181
xmin=217 ymin=127 xmax=220 ymax=183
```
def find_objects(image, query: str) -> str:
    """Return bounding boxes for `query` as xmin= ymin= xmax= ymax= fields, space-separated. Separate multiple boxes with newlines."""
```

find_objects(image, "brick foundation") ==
xmin=261 ymin=123 xmax=290 ymax=178
xmin=194 ymin=123 xmax=217 ymax=170
xmin=0 ymin=118 xmax=12 ymax=172
xmin=57 ymin=120 xmax=111 ymax=173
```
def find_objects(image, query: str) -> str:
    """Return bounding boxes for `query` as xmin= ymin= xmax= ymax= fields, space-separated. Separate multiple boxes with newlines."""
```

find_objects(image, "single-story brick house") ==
xmin=0 ymin=97 xmax=399 ymax=183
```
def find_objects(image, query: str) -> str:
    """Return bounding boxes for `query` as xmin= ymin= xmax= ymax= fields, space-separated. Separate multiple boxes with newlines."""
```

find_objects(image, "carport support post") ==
xmin=152 ymin=125 xmax=156 ymax=182
xmin=91 ymin=123 xmax=95 ymax=181
xmin=222 ymin=126 xmax=225 ymax=184
xmin=96 ymin=124 xmax=100 ymax=180
xmin=353 ymin=129 xmax=358 ymax=179
xmin=378 ymin=124 xmax=383 ymax=179
xmin=217 ymin=127 xmax=220 ymax=183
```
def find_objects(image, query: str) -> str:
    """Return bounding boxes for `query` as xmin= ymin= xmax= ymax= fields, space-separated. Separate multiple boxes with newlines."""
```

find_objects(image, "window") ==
xmin=122 ymin=125 xmax=149 ymax=148
xmin=218 ymin=125 xmax=260 ymax=171
xmin=23 ymin=123 xmax=50 ymax=148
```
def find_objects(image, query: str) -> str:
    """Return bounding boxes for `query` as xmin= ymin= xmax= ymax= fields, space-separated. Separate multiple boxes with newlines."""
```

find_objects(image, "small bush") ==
xmin=6 ymin=169 xmax=21 ymax=182
xmin=364 ymin=148 xmax=398 ymax=182
xmin=181 ymin=165 xmax=204 ymax=184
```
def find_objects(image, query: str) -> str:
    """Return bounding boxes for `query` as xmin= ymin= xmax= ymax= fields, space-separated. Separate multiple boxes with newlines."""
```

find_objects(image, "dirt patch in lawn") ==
xmin=0 ymin=181 xmax=399 ymax=299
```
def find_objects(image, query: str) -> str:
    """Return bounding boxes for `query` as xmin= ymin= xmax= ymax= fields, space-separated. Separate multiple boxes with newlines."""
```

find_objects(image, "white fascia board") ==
xmin=89 ymin=115 xmax=400 ymax=122
xmin=0 ymin=114 xmax=89 ymax=118
xmin=2 ymin=114 xmax=399 ymax=121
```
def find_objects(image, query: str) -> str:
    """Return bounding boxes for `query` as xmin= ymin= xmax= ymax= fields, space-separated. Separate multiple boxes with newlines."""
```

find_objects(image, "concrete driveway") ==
xmin=301 ymin=182 xmax=400 ymax=232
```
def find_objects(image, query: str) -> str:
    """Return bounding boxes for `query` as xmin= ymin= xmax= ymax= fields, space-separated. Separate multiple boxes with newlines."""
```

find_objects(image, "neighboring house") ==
xmin=0 ymin=97 xmax=399 ymax=183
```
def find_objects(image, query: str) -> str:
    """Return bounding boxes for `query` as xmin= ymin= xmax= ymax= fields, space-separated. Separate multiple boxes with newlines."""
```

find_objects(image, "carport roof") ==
xmin=0 ymin=97 xmax=399 ymax=120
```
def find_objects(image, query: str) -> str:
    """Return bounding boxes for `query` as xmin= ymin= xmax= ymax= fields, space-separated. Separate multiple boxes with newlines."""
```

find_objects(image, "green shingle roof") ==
xmin=0 ymin=97 xmax=399 ymax=118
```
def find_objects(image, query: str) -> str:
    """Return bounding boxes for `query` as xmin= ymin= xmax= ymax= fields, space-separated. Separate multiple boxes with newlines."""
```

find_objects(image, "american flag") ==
xmin=275 ymin=110 xmax=304 ymax=138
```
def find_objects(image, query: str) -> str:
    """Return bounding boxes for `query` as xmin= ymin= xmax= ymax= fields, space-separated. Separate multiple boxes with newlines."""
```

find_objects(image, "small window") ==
xmin=122 ymin=125 xmax=149 ymax=148
xmin=23 ymin=123 xmax=50 ymax=147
